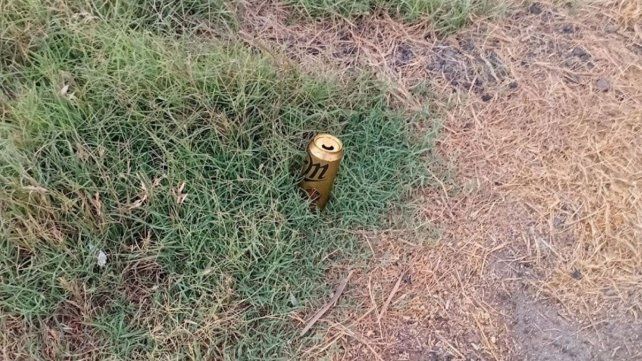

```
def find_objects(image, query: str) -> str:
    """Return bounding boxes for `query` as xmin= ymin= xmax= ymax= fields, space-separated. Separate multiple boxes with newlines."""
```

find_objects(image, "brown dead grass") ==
xmin=243 ymin=0 xmax=641 ymax=359
xmin=11 ymin=279 xmax=108 ymax=359
xmin=240 ymin=1 xmax=445 ymax=111
xmin=429 ymin=2 xmax=642 ymax=357
xmin=437 ymin=0 xmax=642 ymax=319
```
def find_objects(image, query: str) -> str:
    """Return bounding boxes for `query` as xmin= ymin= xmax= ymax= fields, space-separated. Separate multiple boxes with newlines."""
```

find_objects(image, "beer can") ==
xmin=299 ymin=133 xmax=344 ymax=210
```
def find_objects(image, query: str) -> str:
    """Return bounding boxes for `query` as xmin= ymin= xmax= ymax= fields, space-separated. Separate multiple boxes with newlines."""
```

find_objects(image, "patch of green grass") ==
xmin=0 ymin=6 xmax=432 ymax=360
xmin=0 ymin=0 xmax=236 ymax=33
xmin=288 ymin=0 xmax=500 ymax=33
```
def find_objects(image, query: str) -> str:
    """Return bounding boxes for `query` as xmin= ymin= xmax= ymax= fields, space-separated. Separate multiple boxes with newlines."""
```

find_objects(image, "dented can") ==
xmin=299 ymin=133 xmax=344 ymax=210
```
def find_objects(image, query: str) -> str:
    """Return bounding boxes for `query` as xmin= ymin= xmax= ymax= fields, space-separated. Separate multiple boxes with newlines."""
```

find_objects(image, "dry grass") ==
xmin=240 ymin=1 xmax=481 ymax=110
xmin=437 ymin=0 xmax=642 ymax=319
xmin=243 ymin=0 xmax=642 ymax=359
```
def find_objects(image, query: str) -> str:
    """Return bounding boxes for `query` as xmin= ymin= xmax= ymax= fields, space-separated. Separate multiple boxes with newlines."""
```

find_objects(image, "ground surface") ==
xmin=2 ymin=0 xmax=640 ymax=360
xmin=243 ymin=1 xmax=642 ymax=360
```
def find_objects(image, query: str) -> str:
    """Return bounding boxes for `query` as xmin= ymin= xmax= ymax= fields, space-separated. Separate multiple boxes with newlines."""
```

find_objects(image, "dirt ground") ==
xmin=242 ymin=1 xmax=641 ymax=359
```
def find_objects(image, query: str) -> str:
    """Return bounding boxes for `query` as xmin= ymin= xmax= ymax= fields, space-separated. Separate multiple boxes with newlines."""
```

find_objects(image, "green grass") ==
xmin=0 ymin=2 xmax=434 ymax=359
xmin=287 ymin=0 xmax=500 ymax=33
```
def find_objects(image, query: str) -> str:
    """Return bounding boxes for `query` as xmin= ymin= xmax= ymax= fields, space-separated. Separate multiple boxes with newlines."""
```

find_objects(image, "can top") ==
xmin=313 ymin=134 xmax=343 ymax=153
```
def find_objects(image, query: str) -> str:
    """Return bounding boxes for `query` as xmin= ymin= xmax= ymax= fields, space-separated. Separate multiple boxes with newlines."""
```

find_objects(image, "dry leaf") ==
xmin=92 ymin=192 xmax=102 ymax=217
xmin=59 ymin=84 xmax=69 ymax=96
xmin=128 ymin=194 xmax=148 ymax=210
xmin=173 ymin=181 xmax=188 ymax=205
xmin=23 ymin=185 xmax=48 ymax=193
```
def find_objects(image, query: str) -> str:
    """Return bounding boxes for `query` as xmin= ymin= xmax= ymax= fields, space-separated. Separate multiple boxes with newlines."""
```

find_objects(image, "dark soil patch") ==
xmin=395 ymin=43 xmax=415 ymax=67
xmin=426 ymin=38 xmax=512 ymax=98
xmin=510 ymin=289 xmax=593 ymax=361
xmin=500 ymin=282 xmax=642 ymax=361
xmin=45 ymin=298 xmax=101 ymax=359
xmin=122 ymin=259 xmax=167 ymax=307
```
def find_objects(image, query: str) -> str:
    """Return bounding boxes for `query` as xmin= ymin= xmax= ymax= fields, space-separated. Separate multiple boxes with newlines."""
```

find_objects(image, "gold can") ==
xmin=299 ymin=133 xmax=344 ymax=210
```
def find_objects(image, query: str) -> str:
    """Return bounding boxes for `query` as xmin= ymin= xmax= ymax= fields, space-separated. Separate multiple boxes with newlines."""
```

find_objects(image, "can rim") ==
xmin=313 ymin=134 xmax=343 ymax=153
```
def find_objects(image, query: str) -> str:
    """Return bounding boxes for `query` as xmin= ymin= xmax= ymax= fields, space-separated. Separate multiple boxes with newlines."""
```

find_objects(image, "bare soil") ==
xmin=243 ymin=1 xmax=641 ymax=359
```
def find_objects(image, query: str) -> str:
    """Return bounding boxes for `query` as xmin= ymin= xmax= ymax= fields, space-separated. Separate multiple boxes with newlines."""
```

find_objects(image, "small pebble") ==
xmin=97 ymin=251 xmax=107 ymax=267
xmin=289 ymin=292 xmax=299 ymax=307
xmin=553 ymin=214 xmax=566 ymax=229
xmin=571 ymin=269 xmax=583 ymax=280
xmin=528 ymin=3 xmax=543 ymax=15
xmin=596 ymin=78 xmax=611 ymax=92
xmin=402 ymin=273 xmax=412 ymax=284
xmin=561 ymin=24 xmax=574 ymax=34
xmin=571 ymin=47 xmax=588 ymax=58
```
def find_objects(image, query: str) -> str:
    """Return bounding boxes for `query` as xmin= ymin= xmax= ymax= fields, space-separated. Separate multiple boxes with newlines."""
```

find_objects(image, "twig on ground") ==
xmin=377 ymin=270 xmax=405 ymax=323
xmin=300 ymin=270 xmax=354 ymax=336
